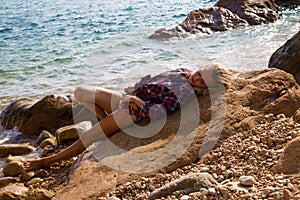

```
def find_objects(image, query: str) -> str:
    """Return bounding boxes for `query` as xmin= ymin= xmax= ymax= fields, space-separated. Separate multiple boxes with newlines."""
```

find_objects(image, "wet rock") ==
xmin=38 ymin=137 xmax=56 ymax=148
xmin=3 ymin=161 xmax=24 ymax=177
xmin=269 ymin=31 xmax=300 ymax=84
xmin=149 ymin=0 xmax=280 ymax=40
xmin=273 ymin=136 xmax=300 ymax=174
xmin=41 ymin=145 xmax=55 ymax=157
xmin=0 ymin=185 xmax=29 ymax=199
xmin=55 ymin=121 xmax=92 ymax=145
xmin=0 ymin=95 xmax=74 ymax=135
xmin=35 ymin=130 xmax=53 ymax=146
xmin=6 ymin=155 xmax=24 ymax=163
xmin=238 ymin=175 xmax=256 ymax=186
xmin=0 ymin=177 xmax=16 ymax=188
xmin=148 ymin=173 xmax=218 ymax=200
xmin=0 ymin=144 xmax=34 ymax=157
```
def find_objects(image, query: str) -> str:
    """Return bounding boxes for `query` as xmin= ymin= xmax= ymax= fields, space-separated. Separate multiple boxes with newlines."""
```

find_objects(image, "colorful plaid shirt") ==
xmin=128 ymin=68 xmax=197 ymax=121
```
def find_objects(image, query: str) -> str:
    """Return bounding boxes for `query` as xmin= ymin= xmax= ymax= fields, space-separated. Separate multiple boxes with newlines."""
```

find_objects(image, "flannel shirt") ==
xmin=127 ymin=68 xmax=197 ymax=121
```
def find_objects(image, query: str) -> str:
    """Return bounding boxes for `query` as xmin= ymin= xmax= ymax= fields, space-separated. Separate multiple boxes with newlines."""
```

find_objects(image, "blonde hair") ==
xmin=198 ymin=64 xmax=232 ymax=90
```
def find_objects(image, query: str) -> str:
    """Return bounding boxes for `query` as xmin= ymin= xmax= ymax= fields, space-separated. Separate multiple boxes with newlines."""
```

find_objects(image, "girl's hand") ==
xmin=120 ymin=95 xmax=144 ymax=111
xmin=124 ymin=86 xmax=134 ymax=94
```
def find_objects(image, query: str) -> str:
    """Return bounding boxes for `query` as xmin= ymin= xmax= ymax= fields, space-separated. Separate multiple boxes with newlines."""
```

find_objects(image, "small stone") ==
xmin=106 ymin=197 xmax=121 ymax=200
xmin=180 ymin=195 xmax=190 ymax=200
xmin=6 ymin=155 xmax=24 ymax=163
xmin=41 ymin=145 xmax=55 ymax=157
xmin=200 ymin=167 xmax=210 ymax=172
xmin=34 ymin=169 xmax=49 ymax=179
xmin=147 ymin=185 xmax=155 ymax=192
xmin=238 ymin=176 xmax=256 ymax=186
xmin=286 ymin=183 xmax=294 ymax=191
xmin=3 ymin=161 xmax=24 ymax=177
xmin=265 ymin=174 xmax=274 ymax=180
xmin=0 ymin=177 xmax=16 ymax=188
xmin=219 ymin=187 xmax=229 ymax=195
xmin=25 ymin=177 xmax=43 ymax=187
xmin=35 ymin=130 xmax=53 ymax=146
xmin=283 ymin=189 xmax=293 ymax=200
xmin=39 ymin=137 xmax=56 ymax=148
xmin=21 ymin=172 xmax=35 ymax=182
xmin=208 ymin=188 xmax=216 ymax=195
xmin=156 ymin=173 xmax=164 ymax=179
xmin=56 ymin=121 xmax=92 ymax=145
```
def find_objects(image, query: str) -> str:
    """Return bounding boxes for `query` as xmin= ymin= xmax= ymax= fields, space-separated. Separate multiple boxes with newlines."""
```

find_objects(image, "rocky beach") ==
xmin=0 ymin=0 xmax=300 ymax=199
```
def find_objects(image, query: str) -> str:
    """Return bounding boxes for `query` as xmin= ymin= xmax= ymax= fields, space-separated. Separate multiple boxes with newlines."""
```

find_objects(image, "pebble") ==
xmin=180 ymin=195 xmax=190 ymax=200
xmin=2 ymin=161 xmax=24 ymax=177
xmin=238 ymin=176 xmax=256 ymax=186
xmin=106 ymin=197 xmax=121 ymax=200
xmin=25 ymin=177 xmax=43 ymax=187
xmin=21 ymin=172 xmax=35 ymax=182
xmin=208 ymin=188 xmax=216 ymax=195
xmin=283 ymin=189 xmax=293 ymax=200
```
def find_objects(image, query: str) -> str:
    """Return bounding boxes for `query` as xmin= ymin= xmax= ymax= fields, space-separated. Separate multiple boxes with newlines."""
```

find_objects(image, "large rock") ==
xmin=148 ymin=173 xmax=218 ymax=200
xmin=149 ymin=0 xmax=280 ymax=40
xmin=54 ymin=68 xmax=300 ymax=199
xmin=0 ymin=185 xmax=29 ymax=199
xmin=0 ymin=144 xmax=34 ymax=157
xmin=215 ymin=0 xmax=279 ymax=25
xmin=0 ymin=95 xmax=74 ymax=135
xmin=272 ymin=136 xmax=300 ymax=174
xmin=268 ymin=31 xmax=300 ymax=84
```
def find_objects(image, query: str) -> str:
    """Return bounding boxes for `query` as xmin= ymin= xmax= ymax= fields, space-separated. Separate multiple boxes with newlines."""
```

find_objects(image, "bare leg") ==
xmin=74 ymin=86 xmax=122 ymax=119
xmin=23 ymin=108 xmax=134 ymax=171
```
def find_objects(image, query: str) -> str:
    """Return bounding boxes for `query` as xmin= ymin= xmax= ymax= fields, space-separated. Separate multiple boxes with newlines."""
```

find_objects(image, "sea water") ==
xmin=0 ymin=1 xmax=299 ymax=126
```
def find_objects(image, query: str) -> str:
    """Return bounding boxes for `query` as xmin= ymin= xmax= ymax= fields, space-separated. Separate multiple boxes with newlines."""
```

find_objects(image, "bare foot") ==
xmin=22 ymin=159 xmax=46 ymax=171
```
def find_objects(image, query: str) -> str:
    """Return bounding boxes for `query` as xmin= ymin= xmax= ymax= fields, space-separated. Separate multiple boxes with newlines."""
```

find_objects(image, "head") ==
xmin=188 ymin=64 xmax=232 ymax=90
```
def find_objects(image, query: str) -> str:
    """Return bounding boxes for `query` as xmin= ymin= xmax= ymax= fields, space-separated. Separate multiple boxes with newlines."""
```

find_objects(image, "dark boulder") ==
xmin=0 ymin=95 xmax=74 ymax=135
xmin=268 ymin=31 xmax=300 ymax=84
xmin=149 ymin=0 xmax=280 ymax=40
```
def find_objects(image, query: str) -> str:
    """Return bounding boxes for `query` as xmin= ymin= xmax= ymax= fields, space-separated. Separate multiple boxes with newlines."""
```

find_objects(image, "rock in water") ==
xmin=269 ymin=31 xmax=300 ymax=84
xmin=0 ymin=95 xmax=74 ymax=135
xmin=0 ymin=144 xmax=34 ymax=157
xmin=149 ymin=0 xmax=280 ymax=40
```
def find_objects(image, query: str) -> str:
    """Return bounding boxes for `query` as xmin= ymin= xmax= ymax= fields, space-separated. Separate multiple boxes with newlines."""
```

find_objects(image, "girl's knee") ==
xmin=74 ymin=86 xmax=89 ymax=102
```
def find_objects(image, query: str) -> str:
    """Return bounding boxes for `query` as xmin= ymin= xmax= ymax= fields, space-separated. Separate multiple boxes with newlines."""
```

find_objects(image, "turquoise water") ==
xmin=0 ymin=0 xmax=299 ymax=107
